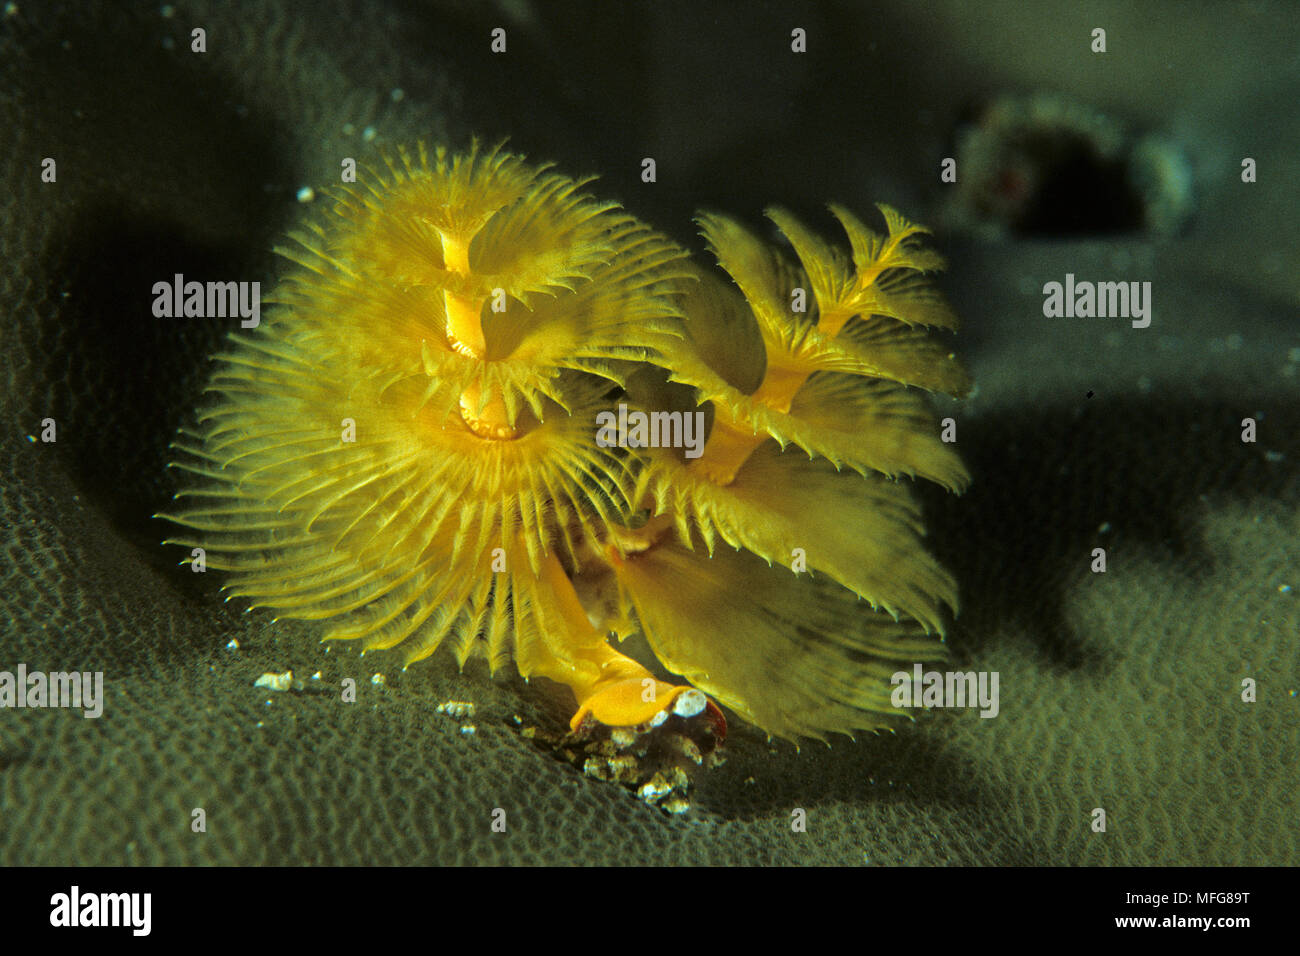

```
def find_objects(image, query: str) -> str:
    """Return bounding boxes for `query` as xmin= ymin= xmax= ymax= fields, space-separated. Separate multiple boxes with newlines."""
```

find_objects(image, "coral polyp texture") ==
xmin=162 ymin=142 xmax=970 ymax=746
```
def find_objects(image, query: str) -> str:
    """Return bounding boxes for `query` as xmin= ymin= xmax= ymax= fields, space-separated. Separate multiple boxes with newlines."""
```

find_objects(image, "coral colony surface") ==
xmin=161 ymin=142 xmax=969 ymax=791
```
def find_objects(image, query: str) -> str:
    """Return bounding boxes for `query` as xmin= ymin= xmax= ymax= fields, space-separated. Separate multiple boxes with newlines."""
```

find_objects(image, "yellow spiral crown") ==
xmin=162 ymin=141 xmax=969 ymax=744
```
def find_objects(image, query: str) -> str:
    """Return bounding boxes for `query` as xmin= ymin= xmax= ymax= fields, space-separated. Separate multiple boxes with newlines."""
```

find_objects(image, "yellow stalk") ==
xmin=691 ymin=355 xmax=809 ymax=485
xmin=458 ymin=379 xmax=516 ymax=440
xmin=525 ymin=552 xmax=680 ymax=730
